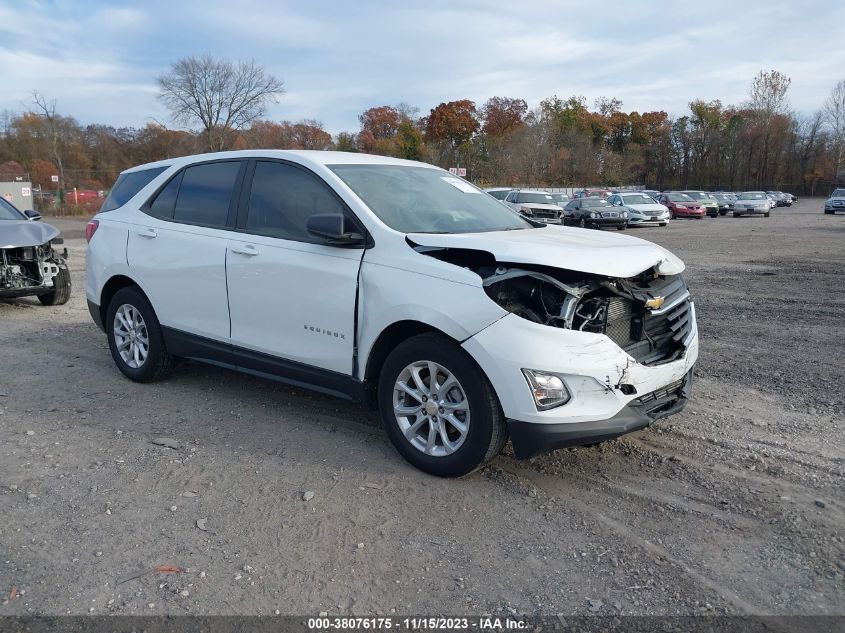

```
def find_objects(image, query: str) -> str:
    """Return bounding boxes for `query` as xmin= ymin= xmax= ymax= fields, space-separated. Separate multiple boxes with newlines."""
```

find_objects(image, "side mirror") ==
xmin=24 ymin=209 xmax=42 ymax=221
xmin=306 ymin=214 xmax=364 ymax=246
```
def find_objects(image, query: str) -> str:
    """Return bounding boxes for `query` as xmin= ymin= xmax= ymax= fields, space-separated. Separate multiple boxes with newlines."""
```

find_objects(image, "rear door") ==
xmin=127 ymin=160 xmax=245 ymax=342
xmin=225 ymin=160 xmax=365 ymax=375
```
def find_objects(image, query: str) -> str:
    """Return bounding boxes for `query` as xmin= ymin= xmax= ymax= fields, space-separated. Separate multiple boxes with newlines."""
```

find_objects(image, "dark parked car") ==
xmin=0 ymin=196 xmax=71 ymax=305
xmin=563 ymin=197 xmax=627 ymax=229
xmin=711 ymin=192 xmax=734 ymax=215
xmin=657 ymin=193 xmax=706 ymax=219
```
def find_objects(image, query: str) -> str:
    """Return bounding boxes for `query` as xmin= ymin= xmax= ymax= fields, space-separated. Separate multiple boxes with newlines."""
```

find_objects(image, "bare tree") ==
xmin=823 ymin=79 xmax=845 ymax=183
xmin=31 ymin=92 xmax=65 ymax=191
xmin=158 ymin=55 xmax=284 ymax=151
xmin=747 ymin=70 xmax=791 ymax=187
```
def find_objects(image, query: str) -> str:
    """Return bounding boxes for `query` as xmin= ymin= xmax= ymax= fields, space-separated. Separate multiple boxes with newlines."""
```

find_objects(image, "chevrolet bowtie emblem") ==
xmin=645 ymin=296 xmax=665 ymax=310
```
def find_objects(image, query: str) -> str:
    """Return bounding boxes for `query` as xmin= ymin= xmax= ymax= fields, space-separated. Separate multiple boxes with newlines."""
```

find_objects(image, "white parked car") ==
xmin=606 ymin=192 xmax=670 ymax=227
xmin=86 ymin=151 xmax=698 ymax=477
xmin=504 ymin=189 xmax=565 ymax=224
xmin=733 ymin=192 xmax=772 ymax=217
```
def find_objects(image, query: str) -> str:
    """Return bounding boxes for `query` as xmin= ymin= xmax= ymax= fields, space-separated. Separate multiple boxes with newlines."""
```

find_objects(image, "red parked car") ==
xmin=658 ymin=192 xmax=706 ymax=219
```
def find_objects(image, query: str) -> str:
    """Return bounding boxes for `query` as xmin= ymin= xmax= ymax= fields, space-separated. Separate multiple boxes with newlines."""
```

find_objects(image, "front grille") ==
xmin=579 ymin=274 xmax=693 ymax=366
xmin=601 ymin=211 xmax=620 ymax=218
xmin=635 ymin=378 xmax=684 ymax=406
xmin=834 ymin=200 xmax=845 ymax=207
xmin=532 ymin=209 xmax=557 ymax=219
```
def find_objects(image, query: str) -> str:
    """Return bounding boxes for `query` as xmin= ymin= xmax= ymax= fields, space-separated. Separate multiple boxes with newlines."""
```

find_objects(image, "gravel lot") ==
xmin=1 ymin=200 xmax=842 ymax=617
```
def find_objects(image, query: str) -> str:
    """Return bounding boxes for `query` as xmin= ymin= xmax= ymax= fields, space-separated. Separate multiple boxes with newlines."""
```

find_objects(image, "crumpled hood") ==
xmin=520 ymin=203 xmax=562 ymax=211
xmin=0 ymin=220 xmax=60 ymax=249
xmin=408 ymin=225 xmax=685 ymax=278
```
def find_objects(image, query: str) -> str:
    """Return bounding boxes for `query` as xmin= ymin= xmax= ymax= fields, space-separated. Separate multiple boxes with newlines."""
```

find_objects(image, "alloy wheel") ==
xmin=392 ymin=360 xmax=470 ymax=457
xmin=113 ymin=304 xmax=149 ymax=369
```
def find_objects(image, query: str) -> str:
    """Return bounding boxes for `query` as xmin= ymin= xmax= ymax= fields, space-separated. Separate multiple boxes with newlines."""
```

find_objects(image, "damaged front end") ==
xmin=1 ymin=239 xmax=69 ymax=301
xmin=480 ymin=264 xmax=693 ymax=366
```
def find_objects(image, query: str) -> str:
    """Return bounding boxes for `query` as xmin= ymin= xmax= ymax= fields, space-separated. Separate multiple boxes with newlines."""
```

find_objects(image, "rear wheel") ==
xmin=579 ymin=216 xmax=586 ymax=228
xmin=37 ymin=266 xmax=71 ymax=306
xmin=378 ymin=333 xmax=506 ymax=477
xmin=617 ymin=225 xmax=626 ymax=230
xmin=106 ymin=286 xmax=174 ymax=383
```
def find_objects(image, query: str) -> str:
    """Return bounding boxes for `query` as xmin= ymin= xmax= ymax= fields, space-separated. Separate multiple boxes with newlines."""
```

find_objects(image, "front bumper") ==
xmin=508 ymin=371 xmax=692 ymax=458
xmin=628 ymin=214 xmax=669 ymax=226
xmin=586 ymin=216 xmax=626 ymax=228
xmin=462 ymin=309 xmax=699 ymax=458
xmin=734 ymin=206 xmax=768 ymax=215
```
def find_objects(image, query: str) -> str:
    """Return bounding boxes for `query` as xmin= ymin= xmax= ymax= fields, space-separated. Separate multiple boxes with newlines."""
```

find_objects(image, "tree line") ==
xmin=1 ymin=56 xmax=843 ymax=212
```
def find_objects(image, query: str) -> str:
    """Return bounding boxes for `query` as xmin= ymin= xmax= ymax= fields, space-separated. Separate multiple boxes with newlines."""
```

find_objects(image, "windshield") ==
xmin=667 ymin=193 xmax=695 ymax=202
xmin=582 ymin=198 xmax=611 ymax=208
xmin=486 ymin=189 xmax=509 ymax=200
xmin=551 ymin=193 xmax=569 ymax=203
xmin=517 ymin=192 xmax=555 ymax=204
xmin=621 ymin=194 xmax=655 ymax=205
xmin=739 ymin=192 xmax=766 ymax=200
xmin=330 ymin=165 xmax=533 ymax=233
xmin=685 ymin=191 xmax=712 ymax=201
xmin=0 ymin=196 xmax=24 ymax=220
xmin=831 ymin=189 xmax=845 ymax=198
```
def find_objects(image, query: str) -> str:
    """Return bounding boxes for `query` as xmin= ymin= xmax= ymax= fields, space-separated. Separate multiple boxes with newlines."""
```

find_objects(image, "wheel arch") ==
xmin=99 ymin=275 xmax=149 ymax=327
xmin=362 ymin=320 xmax=458 ymax=408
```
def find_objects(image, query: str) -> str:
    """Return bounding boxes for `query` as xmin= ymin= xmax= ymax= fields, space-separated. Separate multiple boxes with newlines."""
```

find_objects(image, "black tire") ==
xmin=378 ymin=333 xmax=507 ymax=478
xmin=825 ymin=210 xmax=833 ymax=215
xmin=579 ymin=216 xmax=586 ymax=228
xmin=106 ymin=286 xmax=174 ymax=383
xmin=617 ymin=225 xmax=626 ymax=230
xmin=733 ymin=212 xmax=742 ymax=218
xmin=37 ymin=266 xmax=71 ymax=306
xmin=660 ymin=222 xmax=667 ymax=227
xmin=719 ymin=210 xmax=727 ymax=216
xmin=764 ymin=212 xmax=770 ymax=217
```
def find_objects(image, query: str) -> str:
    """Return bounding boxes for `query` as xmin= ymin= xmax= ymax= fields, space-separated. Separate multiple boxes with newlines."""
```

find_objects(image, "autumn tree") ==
xmin=423 ymin=100 xmax=479 ymax=166
xmin=482 ymin=97 xmax=527 ymax=137
xmin=158 ymin=55 xmax=284 ymax=152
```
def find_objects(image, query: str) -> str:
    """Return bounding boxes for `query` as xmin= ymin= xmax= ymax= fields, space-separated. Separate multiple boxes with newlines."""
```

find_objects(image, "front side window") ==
xmin=172 ymin=161 xmax=241 ymax=228
xmin=330 ymin=165 xmax=533 ymax=234
xmin=102 ymin=166 xmax=168 ymax=212
xmin=245 ymin=161 xmax=349 ymax=242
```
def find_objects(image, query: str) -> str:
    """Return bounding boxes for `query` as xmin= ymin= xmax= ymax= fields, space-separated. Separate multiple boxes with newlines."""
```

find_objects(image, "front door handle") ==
xmin=137 ymin=228 xmax=157 ymax=238
xmin=231 ymin=244 xmax=258 ymax=256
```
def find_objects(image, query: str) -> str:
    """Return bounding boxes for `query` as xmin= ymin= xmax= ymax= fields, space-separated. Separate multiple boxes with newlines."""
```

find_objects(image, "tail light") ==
xmin=85 ymin=219 xmax=99 ymax=243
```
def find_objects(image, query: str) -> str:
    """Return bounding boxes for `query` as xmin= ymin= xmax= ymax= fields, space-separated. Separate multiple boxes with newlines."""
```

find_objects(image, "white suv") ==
xmin=86 ymin=151 xmax=698 ymax=477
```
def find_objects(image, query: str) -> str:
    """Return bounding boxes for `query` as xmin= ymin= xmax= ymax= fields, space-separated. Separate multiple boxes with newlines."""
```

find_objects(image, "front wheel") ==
xmin=579 ymin=216 xmax=586 ymax=228
xmin=106 ymin=286 xmax=174 ymax=383
xmin=378 ymin=333 xmax=507 ymax=477
xmin=38 ymin=266 xmax=71 ymax=306
xmin=764 ymin=212 xmax=770 ymax=217
xmin=617 ymin=225 xmax=626 ymax=230
xmin=660 ymin=222 xmax=667 ymax=227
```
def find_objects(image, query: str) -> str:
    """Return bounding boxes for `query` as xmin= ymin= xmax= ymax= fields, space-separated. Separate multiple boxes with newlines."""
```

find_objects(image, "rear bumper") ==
xmin=508 ymin=370 xmax=693 ymax=459
xmin=88 ymin=299 xmax=105 ymax=332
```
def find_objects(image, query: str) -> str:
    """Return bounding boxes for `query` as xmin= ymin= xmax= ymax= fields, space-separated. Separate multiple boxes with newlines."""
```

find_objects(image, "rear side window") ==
xmin=148 ymin=172 xmax=183 ymax=219
xmin=101 ymin=166 xmax=168 ymax=212
xmin=172 ymin=162 xmax=241 ymax=228
xmin=244 ymin=161 xmax=348 ymax=242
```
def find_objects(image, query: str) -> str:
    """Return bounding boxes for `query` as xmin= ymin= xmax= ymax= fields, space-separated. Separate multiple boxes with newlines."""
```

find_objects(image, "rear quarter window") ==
xmin=101 ymin=166 xmax=168 ymax=212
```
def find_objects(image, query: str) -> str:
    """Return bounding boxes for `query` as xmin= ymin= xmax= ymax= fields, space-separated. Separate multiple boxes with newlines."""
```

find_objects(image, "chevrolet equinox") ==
xmin=86 ymin=151 xmax=698 ymax=477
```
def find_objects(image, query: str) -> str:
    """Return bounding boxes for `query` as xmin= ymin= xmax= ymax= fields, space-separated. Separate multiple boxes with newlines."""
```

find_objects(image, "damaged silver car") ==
xmin=0 ymin=196 xmax=71 ymax=305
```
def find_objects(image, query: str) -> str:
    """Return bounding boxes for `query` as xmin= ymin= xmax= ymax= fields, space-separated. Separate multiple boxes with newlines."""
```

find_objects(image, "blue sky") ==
xmin=1 ymin=0 xmax=843 ymax=134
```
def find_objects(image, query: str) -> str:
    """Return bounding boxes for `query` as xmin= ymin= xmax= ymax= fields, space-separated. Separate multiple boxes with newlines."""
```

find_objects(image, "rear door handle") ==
xmin=230 ymin=244 xmax=258 ymax=256
xmin=137 ymin=228 xmax=157 ymax=238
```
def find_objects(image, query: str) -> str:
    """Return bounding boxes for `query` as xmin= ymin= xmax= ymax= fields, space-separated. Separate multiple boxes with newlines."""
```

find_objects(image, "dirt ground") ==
xmin=1 ymin=200 xmax=842 ymax=617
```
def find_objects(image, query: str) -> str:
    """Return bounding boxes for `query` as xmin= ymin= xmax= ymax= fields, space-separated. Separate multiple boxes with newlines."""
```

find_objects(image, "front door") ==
xmin=225 ymin=160 xmax=365 ymax=375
